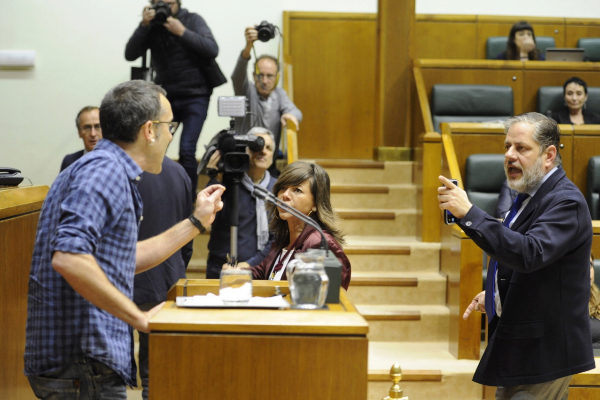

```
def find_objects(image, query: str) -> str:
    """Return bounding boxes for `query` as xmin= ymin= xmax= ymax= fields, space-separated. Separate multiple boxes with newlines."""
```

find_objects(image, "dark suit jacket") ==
xmin=550 ymin=107 xmax=600 ymax=125
xmin=252 ymin=224 xmax=351 ymax=290
xmin=60 ymin=150 xmax=84 ymax=172
xmin=459 ymin=167 xmax=594 ymax=386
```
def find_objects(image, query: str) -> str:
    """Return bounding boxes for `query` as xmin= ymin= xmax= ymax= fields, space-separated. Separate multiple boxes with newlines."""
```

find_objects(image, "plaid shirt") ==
xmin=25 ymin=139 xmax=143 ymax=386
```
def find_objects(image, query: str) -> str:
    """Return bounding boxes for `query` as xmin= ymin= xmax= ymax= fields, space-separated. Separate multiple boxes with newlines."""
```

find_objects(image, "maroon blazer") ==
xmin=251 ymin=225 xmax=351 ymax=289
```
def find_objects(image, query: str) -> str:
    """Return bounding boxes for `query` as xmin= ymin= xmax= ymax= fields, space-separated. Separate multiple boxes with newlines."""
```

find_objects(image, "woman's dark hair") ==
xmin=506 ymin=21 xmax=542 ymax=60
xmin=269 ymin=161 xmax=344 ymax=248
xmin=100 ymin=80 xmax=166 ymax=143
xmin=562 ymin=76 xmax=588 ymax=95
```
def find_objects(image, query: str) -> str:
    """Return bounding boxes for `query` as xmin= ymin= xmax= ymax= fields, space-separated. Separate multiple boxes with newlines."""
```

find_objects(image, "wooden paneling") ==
xmin=0 ymin=186 xmax=48 ymax=400
xmin=285 ymin=12 xmax=376 ymax=159
xmin=415 ymin=15 xmax=600 ymax=61
xmin=572 ymin=127 xmax=600 ymax=196
xmin=150 ymin=333 xmax=368 ymax=400
xmin=566 ymin=19 xmax=600 ymax=48
xmin=152 ymin=280 xmax=368 ymax=400
xmin=376 ymin=0 xmax=414 ymax=148
xmin=593 ymin=221 xmax=600 ymax=260
xmin=281 ymin=12 xmax=600 ymax=156
xmin=441 ymin=224 xmax=482 ymax=360
xmin=415 ymin=21 xmax=477 ymax=59
xmin=559 ymin=126 xmax=574 ymax=179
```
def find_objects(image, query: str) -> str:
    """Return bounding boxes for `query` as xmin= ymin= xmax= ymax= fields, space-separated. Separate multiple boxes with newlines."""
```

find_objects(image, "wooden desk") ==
xmin=149 ymin=279 xmax=368 ymax=400
xmin=0 ymin=186 xmax=48 ymax=399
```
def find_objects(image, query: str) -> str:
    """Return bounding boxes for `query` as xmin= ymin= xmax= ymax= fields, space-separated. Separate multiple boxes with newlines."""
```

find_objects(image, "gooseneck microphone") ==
xmin=252 ymin=184 xmax=329 ymax=252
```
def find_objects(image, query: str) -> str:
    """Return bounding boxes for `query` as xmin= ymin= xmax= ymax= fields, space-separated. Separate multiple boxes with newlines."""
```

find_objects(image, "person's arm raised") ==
xmin=136 ymin=184 xmax=225 ymax=273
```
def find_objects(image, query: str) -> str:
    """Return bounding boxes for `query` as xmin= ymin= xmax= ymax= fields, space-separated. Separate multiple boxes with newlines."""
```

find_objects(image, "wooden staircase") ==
xmin=317 ymin=159 xmax=482 ymax=399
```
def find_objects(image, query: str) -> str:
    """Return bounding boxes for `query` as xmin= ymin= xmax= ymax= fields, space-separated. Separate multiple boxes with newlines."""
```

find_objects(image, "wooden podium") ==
xmin=149 ymin=279 xmax=369 ymax=399
xmin=0 ymin=186 xmax=48 ymax=399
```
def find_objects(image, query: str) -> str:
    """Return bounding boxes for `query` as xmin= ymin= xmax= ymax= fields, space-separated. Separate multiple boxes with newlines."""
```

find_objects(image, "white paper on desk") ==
xmin=176 ymin=293 xmax=290 ymax=309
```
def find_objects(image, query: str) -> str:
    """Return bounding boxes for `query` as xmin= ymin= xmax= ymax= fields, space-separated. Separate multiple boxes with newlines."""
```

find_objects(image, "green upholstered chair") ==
xmin=465 ymin=153 xmax=507 ymax=326
xmin=465 ymin=154 xmax=506 ymax=216
xmin=537 ymin=86 xmax=563 ymax=116
xmin=577 ymin=38 xmax=600 ymax=61
xmin=537 ymin=36 xmax=558 ymax=55
xmin=430 ymin=84 xmax=513 ymax=132
xmin=486 ymin=36 xmax=509 ymax=59
xmin=485 ymin=36 xmax=556 ymax=59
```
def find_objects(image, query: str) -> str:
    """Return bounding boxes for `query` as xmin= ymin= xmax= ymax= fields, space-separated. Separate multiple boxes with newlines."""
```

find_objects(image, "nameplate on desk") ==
xmin=176 ymin=294 xmax=290 ymax=309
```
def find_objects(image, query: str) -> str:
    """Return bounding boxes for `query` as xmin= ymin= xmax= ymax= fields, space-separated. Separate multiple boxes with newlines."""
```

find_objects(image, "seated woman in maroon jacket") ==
xmin=251 ymin=161 xmax=351 ymax=289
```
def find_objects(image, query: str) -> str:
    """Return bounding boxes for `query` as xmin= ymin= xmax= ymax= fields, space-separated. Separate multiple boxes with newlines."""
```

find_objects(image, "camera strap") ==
xmin=252 ymin=29 xmax=282 ymax=87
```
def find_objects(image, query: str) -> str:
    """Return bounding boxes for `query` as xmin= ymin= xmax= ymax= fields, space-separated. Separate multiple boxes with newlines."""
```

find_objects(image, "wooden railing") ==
xmin=284 ymin=120 xmax=299 ymax=164
xmin=281 ymin=55 xmax=299 ymax=165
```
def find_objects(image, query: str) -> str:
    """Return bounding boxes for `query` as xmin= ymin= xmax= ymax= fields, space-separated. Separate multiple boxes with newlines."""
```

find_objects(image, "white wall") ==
xmin=1 ymin=0 xmax=597 ymax=187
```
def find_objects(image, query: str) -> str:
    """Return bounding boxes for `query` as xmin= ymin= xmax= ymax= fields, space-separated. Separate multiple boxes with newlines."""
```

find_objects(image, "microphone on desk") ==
xmin=252 ymin=183 xmax=342 ymax=303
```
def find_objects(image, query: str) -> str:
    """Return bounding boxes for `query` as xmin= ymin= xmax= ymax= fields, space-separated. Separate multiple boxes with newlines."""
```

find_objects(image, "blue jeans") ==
xmin=27 ymin=357 xmax=126 ymax=400
xmin=171 ymin=95 xmax=210 ymax=196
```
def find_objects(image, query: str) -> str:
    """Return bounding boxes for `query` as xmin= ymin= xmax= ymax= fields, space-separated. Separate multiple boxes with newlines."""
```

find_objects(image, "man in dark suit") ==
xmin=438 ymin=112 xmax=594 ymax=398
xmin=60 ymin=106 xmax=102 ymax=171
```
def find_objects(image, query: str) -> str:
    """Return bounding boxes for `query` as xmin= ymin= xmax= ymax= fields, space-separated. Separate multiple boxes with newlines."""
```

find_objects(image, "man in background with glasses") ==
xmin=25 ymin=80 xmax=225 ymax=399
xmin=125 ymin=0 xmax=226 ymax=196
xmin=232 ymin=26 xmax=303 ymax=176
xmin=60 ymin=105 xmax=102 ymax=171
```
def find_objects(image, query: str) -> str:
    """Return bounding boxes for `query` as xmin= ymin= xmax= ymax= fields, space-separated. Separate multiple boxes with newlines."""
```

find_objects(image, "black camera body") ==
xmin=255 ymin=21 xmax=276 ymax=42
xmin=198 ymin=96 xmax=265 ymax=176
xmin=218 ymin=131 xmax=265 ymax=175
xmin=151 ymin=1 xmax=172 ymax=25
xmin=198 ymin=127 xmax=265 ymax=176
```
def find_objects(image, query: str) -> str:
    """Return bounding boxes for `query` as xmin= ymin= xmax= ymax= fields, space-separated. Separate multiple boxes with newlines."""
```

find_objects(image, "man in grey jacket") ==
xmin=231 ymin=26 xmax=302 ymax=175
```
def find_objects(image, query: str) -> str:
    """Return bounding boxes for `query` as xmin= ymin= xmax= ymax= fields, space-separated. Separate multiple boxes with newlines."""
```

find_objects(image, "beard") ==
xmin=506 ymin=155 xmax=546 ymax=193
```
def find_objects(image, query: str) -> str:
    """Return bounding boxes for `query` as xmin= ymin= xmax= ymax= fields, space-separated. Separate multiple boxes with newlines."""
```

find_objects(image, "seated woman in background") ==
xmin=550 ymin=76 xmax=600 ymax=125
xmin=251 ymin=161 xmax=351 ymax=289
xmin=589 ymin=254 xmax=600 ymax=347
xmin=496 ymin=21 xmax=545 ymax=61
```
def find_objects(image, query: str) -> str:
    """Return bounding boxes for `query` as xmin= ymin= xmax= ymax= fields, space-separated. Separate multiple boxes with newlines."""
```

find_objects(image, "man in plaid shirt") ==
xmin=24 ymin=80 xmax=224 ymax=399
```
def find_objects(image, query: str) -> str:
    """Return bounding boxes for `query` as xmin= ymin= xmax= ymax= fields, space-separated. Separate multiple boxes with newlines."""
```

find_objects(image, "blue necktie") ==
xmin=484 ymin=192 xmax=529 ymax=321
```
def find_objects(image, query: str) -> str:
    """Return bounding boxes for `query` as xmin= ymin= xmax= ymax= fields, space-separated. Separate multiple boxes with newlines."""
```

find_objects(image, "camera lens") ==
xmin=256 ymin=21 xmax=275 ymax=42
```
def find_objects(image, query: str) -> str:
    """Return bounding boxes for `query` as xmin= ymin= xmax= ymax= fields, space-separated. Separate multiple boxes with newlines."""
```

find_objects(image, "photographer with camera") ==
xmin=204 ymin=126 xmax=277 ymax=279
xmin=232 ymin=25 xmax=302 ymax=176
xmin=125 ymin=0 xmax=226 ymax=196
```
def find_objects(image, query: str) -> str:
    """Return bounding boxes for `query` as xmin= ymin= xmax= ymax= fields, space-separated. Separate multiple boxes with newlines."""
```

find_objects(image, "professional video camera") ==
xmin=198 ymin=96 xmax=264 ymax=176
xmin=151 ymin=1 xmax=172 ymax=25
xmin=255 ymin=21 xmax=276 ymax=42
